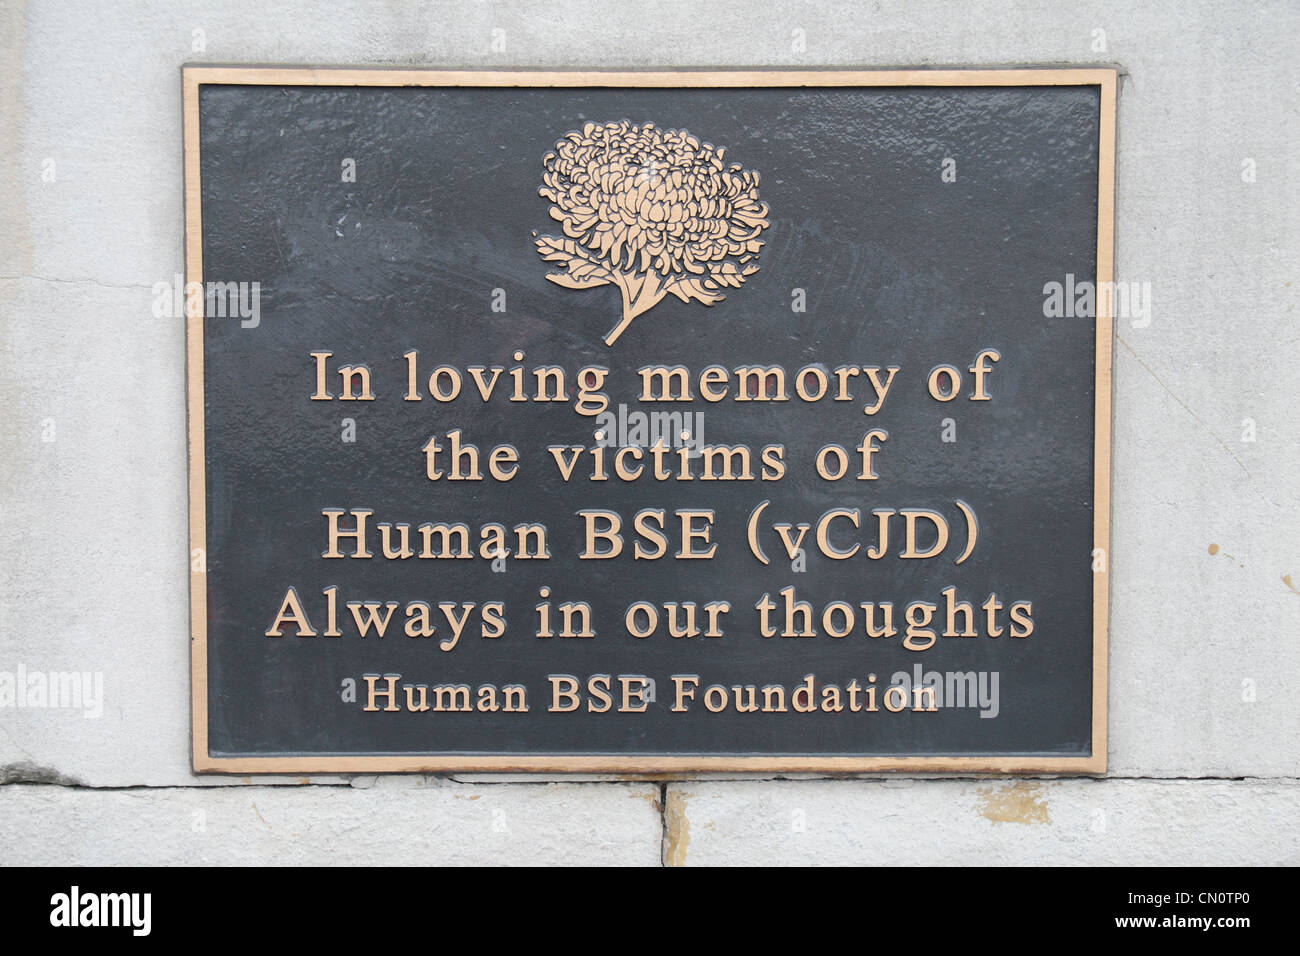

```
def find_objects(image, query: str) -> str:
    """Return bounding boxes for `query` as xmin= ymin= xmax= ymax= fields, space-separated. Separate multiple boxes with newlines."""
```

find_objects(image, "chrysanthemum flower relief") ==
xmin=536 ymin=120 xmax=771 ymax=345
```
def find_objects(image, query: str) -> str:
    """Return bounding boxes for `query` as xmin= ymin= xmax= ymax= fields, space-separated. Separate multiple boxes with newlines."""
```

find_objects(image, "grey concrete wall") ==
xmin=1 ymin=0 xmax=1296 ymax=865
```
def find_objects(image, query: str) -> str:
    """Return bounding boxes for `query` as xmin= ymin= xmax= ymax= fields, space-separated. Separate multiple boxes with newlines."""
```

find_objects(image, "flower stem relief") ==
xmin=536 ymin=121 xmax=771 ymax=345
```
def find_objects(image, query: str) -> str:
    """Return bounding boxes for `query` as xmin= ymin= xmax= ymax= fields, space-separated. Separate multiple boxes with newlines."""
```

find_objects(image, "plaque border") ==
xmin=185 ymin=67 xmax=1115 ymax=774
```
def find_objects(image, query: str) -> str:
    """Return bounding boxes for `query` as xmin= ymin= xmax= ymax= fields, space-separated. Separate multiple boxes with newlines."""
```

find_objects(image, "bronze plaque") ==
xmin=186 ymin=68 xmax=1114 ymax=773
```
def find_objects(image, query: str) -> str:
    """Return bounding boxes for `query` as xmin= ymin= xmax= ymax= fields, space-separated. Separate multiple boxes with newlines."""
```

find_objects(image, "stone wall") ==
xmin=1 ymin=0 xmax=1296 ymax=865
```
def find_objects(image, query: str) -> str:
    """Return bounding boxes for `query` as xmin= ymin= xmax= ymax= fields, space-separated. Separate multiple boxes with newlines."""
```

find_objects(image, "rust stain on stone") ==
xmin=1283 ymin=574 xmax=1298 ymax=595
xmin=976 ymin=781 xmax=1050 ymax=825
xmin=663 ymin=790 xmax=691 ymax=866
xmin=1208 ymin=543 xmax=1220 ymax=555
xmin=251 ymin=801 xmax=270 ymax=827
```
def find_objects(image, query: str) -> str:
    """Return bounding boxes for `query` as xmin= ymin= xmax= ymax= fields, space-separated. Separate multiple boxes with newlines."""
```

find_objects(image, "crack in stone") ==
xmin=1116 ymin=334 xmax=1252 ymax=478
xmin=0 ymin=274 xmax=155 ymax=291
xmin=2 ymin=773 xmax=1296 ymax=792
xmin=657 ymin=782 xmax=668 ymax=867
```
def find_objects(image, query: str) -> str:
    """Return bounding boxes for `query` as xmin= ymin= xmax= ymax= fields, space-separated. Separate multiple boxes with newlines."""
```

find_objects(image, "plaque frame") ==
xmin=185 ymin=67 xmax=1116 ymax=774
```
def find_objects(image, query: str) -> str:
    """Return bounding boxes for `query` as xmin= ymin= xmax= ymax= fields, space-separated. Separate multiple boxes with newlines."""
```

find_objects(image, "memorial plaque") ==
xmin=185 ymin=68 xmax=1115 ymax=772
